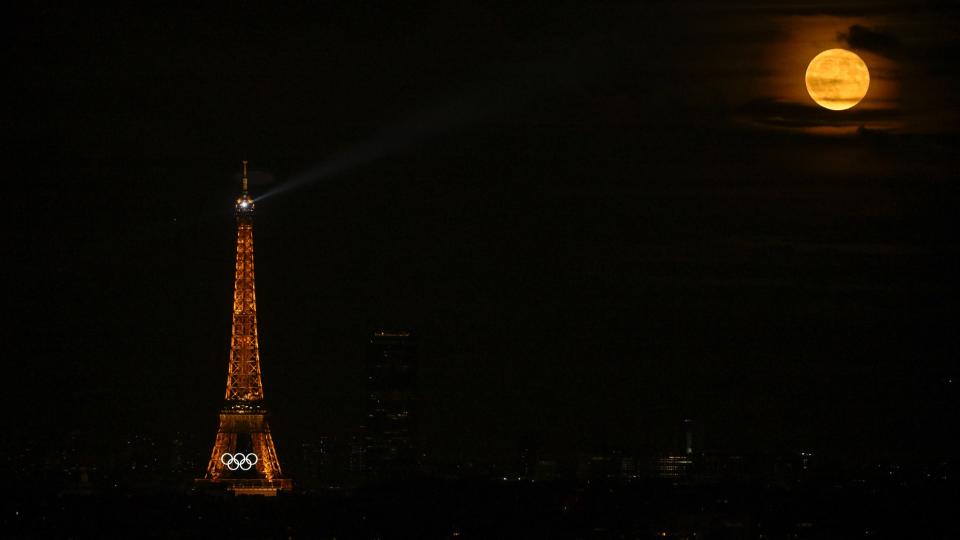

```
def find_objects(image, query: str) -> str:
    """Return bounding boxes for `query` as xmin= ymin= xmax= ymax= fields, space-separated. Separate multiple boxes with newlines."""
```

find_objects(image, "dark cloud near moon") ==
xmin=837 ymin=25 xmax=904 ymax=59
xmin=736 ymin=98 xmax=901 ymax=130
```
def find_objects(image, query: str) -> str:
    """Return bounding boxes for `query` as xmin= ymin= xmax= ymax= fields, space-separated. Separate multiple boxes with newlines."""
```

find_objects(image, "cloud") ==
xmin=837 ymin=25 xmax=904 ymax=59
xmin=736 ymin=98 xmax=901 ymax=129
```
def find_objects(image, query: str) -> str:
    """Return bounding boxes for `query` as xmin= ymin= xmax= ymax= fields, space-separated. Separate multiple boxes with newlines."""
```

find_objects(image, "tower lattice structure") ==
xmin=197 ymin=161 xmax=292 ymax=495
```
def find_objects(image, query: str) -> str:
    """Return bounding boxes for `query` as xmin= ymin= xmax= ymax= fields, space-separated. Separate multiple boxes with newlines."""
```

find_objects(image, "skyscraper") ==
xmin=683 ymin=418 xmax=695 ymax=456
xmin=362 ymin=330 xmax=419 ymax=482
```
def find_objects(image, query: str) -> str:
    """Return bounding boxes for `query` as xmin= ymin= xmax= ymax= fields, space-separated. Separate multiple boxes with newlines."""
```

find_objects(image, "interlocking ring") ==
xmin=221 ymin=452 xmax=259 ymax=471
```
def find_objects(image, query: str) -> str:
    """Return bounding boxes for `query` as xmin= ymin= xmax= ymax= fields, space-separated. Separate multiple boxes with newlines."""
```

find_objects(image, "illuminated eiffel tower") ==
xmin=196 ymin=161 xmax=292 ymax=495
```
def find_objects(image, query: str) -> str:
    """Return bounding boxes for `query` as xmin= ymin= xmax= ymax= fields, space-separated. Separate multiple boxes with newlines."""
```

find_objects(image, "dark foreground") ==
xmin=6 ymin=478 xmax=958 ymax=540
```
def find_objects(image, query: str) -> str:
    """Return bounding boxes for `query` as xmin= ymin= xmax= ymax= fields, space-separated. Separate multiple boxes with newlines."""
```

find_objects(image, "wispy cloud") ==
xmin=736 ymin=98 xmax=901 ymax=129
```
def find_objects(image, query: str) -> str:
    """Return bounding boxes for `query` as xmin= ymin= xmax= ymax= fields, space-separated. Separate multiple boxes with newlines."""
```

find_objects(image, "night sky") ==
xmin=7 ymin=2 xmax=959 ymax=465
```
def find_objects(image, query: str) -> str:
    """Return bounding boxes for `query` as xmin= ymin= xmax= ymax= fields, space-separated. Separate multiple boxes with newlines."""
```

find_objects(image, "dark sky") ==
xmin=7 ymin=2 xmax=959 ymax=464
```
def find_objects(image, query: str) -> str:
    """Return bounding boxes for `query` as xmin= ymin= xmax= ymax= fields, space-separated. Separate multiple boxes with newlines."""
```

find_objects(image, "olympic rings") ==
xmin=221 ymin=452 xmax=259 ymax=471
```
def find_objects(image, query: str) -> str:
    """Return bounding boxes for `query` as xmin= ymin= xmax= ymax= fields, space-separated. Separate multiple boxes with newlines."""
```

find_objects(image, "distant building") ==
xmin=619 ymin=456 xmax=636 ymax=480
xmin=654 ymin=455 xmax=694 ymax=482
xmin=534 ymin=459 xmax=559 ymax=482
xmin=518 ymin=446 xmax=535 ymax=479
xmin=299 ymin=440 xmax=328 ymax=490
xmin=682 ymin=418 xmax=695 ymax=456
xmin=654 ymin=418 xmax=698 ymax=483
xmin=170 ymin=436 xmax=184 ymax=473
xmin=362 ymin=330 xmax=418 ymax=482
xmin=577 ymin=454 xmax=613 ymax=482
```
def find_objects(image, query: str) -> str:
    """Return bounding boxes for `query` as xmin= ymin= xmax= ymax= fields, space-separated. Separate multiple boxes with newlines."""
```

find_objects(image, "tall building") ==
xmin=653 ymin=454 xmax=694 ymax=483
xmin=682 ymin=418 xmax=695 ymax=456
xmin=362 ymin=330 xmax=418 ymax=482
xmin=196 ymin=162 xmax=292 ymax=495
xmin=347 ymin=435 xmax=365 ymax=479
xmin=299 ymin=439 xmax=332 ymax=491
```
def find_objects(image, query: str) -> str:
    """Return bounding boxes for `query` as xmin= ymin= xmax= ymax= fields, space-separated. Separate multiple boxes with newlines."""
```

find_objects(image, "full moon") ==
xmin=805 ymin=49 xmax=870 ymax=111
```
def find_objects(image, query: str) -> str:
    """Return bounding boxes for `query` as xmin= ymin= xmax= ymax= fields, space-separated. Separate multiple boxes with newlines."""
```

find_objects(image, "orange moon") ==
xmin=805 ymin=49 xmax=870 ymax=111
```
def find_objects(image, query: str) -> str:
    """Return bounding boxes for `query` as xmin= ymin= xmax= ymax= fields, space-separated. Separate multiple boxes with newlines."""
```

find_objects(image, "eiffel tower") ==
xmin=196 ymin=161 xmax=292 ymax=495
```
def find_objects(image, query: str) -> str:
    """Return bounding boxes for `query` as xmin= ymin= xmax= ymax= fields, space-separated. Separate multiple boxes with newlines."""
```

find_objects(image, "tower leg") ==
xmin=205 ymin=432 xmax=237 ymax=480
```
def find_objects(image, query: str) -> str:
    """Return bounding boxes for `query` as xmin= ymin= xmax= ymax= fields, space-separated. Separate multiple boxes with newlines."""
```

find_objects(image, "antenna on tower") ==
xmin=241 ymin=160 xmax=249 ymax=194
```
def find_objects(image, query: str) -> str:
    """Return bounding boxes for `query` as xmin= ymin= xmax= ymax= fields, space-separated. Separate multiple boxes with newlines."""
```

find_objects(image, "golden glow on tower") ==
xmin=198 ymin=161 xmax=291 ymax=495
xmin=224 ymin=217 xmax=263 ymax=401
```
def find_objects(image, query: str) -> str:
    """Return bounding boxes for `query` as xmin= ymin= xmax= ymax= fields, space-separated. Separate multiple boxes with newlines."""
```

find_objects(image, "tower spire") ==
xmin=236 ymin=161 xmax=255 ymax=215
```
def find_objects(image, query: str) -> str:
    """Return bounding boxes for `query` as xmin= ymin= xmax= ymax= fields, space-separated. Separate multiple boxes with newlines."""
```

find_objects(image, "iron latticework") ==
xmin=197 ymin=161 xmax=291 ymax=495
